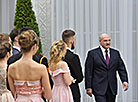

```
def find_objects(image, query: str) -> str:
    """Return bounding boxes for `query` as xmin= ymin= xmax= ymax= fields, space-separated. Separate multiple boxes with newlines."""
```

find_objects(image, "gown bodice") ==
xmin=0 ymin=67 xmax=7 ymax=95
xmin=14 ymin=80 xmax=44 ymax=102
xmin=50 ymin=61 xmax=74 ymax=102
xmin=14 ymin=80 xmax=42 ymax=95
xmin=0 ymin=67 xmax=14 ymax=102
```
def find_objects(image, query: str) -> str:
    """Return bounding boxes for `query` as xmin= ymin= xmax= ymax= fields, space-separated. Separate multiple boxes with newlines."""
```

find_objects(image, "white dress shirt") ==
xmin=100 ymin=46 xmax=110 ymax=60
xmin=13 ymin=46 xmax=21 ymax=52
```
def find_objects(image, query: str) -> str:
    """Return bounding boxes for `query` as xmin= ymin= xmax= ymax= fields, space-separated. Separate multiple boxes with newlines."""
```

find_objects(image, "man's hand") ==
xmin=123 ymin=82 xmax=128 ymax=91
xmin=86 ymin=89 xmax=92 ymax=97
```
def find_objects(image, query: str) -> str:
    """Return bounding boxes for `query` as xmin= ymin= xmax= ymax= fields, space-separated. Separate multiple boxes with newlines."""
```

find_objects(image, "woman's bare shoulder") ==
xmin=32 ymin=61 xmax=46 ymax=71
xmin=56 ymin=61 xmax=69 ymax=70
xmin=8 ymin=60 xmax=19 ymax=70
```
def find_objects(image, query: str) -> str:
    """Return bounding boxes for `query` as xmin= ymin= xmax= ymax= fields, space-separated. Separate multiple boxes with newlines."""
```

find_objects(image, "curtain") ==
xmin=49 ymin=0 xmax=138 ymax=102
xmin=1 ymin=0 xmax=138 ymax=101
xmin=0 ymin=0 xmax=16 ymax=33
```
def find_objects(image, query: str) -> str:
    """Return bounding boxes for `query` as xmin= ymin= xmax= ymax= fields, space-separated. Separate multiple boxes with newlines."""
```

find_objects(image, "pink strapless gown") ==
xmin=50 ymin=68 xmax=74 ymax=102
xmin=14 ymin=80 xmax=44 ymax=102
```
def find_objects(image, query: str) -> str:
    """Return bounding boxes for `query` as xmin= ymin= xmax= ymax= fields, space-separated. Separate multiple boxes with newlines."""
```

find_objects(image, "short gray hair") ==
xmin=99 ymin=33 xmax=109 ymax=40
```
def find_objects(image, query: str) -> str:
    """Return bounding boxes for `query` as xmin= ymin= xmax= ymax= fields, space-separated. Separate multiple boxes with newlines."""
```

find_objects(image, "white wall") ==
xmin=49 ymin=0 xmax=138 ymax=102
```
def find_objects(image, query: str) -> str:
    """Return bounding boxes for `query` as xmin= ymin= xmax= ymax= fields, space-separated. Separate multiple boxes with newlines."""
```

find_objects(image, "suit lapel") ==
xmin=97 ymin=47 xmax=106 ymax=65
xmin=66 ymin=49 xmax=74 ymax=55
xmin=97 ymin=47 xmax=114 ymax=68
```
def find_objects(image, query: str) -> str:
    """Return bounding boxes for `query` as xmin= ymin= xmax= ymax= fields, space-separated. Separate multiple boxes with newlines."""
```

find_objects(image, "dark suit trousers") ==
xmin=94 ymin=85 xmax=116 ymax=102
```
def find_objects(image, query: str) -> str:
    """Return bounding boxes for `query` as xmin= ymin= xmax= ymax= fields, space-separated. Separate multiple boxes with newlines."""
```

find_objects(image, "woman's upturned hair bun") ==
xmin=48 ymin=40 xmax=66 ymax=68
xmin=0 ymin=41 xmax=11 ymax=58
xmin=18 ymin=30 xmax=39 ymax=52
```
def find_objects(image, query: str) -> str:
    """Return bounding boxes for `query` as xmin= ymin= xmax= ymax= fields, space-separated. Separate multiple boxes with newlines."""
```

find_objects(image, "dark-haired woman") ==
xmin=8 ymin=30 xmax=52 ymax=102
xmin=0 ymin=41 xmax=14 ymax=102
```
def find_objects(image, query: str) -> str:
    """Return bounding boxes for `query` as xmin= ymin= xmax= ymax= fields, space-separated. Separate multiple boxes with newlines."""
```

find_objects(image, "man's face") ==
xmin=100 ymin=34 xmax=111 ymax=49
xmin=71 ymin=36 xmax=75 ymax=50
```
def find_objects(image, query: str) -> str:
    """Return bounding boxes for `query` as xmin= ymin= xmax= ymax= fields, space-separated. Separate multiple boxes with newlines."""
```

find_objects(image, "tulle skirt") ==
xmin=49 ymin=85 xmax=74 ymax=102
xmin=0 ymin=90 xmax=14 ymax=102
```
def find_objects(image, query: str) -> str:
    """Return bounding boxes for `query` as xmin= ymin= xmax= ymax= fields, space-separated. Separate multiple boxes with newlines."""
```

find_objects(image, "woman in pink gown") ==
xmin=8 ymin=30 xmax=52 ymax=102
xmin=49 ymin=40 xmax=75 ymax=102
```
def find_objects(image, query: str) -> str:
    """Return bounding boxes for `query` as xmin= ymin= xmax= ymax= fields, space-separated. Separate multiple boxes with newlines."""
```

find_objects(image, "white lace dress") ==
xmin=0 ymin=67 xmax=14 ymax=102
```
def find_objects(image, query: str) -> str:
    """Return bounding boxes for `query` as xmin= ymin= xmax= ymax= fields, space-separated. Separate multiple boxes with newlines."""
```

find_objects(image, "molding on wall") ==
xmin=32 ymin=0 xmax=51 ymax=58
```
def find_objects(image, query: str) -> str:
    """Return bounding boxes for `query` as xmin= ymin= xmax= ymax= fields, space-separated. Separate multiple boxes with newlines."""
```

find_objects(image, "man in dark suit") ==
xmin=9 ymin=28 xmax=21 ymax=55
xmin=62 ymin=29 xmax=83 ymax=102
xmin=85 ymin=33 xmax=129 ymax=102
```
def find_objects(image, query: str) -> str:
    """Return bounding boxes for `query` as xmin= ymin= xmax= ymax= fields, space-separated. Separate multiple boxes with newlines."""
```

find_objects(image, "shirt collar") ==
xmin=100 ymin=46 xmax=110 ymax=54
xmin=66 ymin=47 xmax=74 ymax=52
xmin=13 ymin=46 xmax=21 ymax=51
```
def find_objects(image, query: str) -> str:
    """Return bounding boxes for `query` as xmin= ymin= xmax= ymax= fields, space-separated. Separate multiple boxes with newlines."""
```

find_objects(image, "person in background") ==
xmin=62 ymin=29 xmax=83 ymax=102
xmin=85 ymin=33 xmax=129 ymax=102
xmin=49 ymin=40 xmax=75 ymax=102
xmin=0 ymin=34 xmax=14 ymax=102
xmin=8 ymin=30 xmax=52 ymax=101
xmin=9 ymin=28 xmax=21 ymax=55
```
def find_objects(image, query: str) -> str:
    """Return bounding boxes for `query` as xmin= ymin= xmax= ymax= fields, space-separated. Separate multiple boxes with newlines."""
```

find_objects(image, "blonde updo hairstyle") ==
xmin=49 ymin=40 xmax=66 ymax=69
xmin=18 ymin=30 xmax=39 ymax=52
xmin=0 ymin=41 xmax=11 ymax=58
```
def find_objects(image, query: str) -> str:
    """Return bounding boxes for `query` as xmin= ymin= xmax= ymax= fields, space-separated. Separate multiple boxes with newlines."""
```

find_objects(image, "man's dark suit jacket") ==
xmin=12 ymin=47 xmax=20 ymax=55
xmin=85 ymin=47 xmax=128 ymax=96
xmin=7 ymin=52 xmax=53 ymax=90
xmin=64 ymin=49 xmax=83 ymax=99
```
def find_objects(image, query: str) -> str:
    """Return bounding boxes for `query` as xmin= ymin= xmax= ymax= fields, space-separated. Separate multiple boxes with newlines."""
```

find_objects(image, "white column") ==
xmin=32 ymin=0 xmax=51 ymax=57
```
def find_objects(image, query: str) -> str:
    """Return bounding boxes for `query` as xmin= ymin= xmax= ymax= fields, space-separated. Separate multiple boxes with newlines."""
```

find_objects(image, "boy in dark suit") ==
xmin=62 ymin=29 xmax=83 ymax=102
xmin=9 ymin=28 xmax=21 ymax=55
xmin=85 ymin=33 xmax=128 ymax=102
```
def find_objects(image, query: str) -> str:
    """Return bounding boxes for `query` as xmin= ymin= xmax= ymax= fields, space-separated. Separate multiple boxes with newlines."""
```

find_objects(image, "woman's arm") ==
xmin=63 ymin=72 xmax=73 ymax=86
xmin=41 ymin=65 xmax=52 ymax=100
xmin=8 ymin=66 xmax=15 ymax=97
xmin=62 ymin=62 xmax=75 ymax=86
